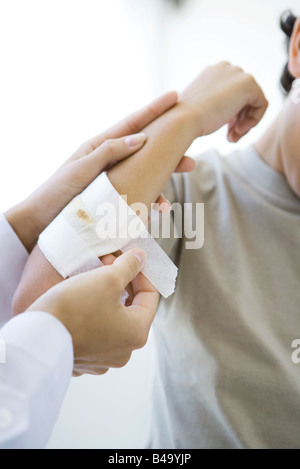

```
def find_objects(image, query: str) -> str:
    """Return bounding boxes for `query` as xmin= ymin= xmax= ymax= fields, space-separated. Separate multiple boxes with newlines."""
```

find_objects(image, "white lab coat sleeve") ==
xmin=0 ymin=213 xmax=29 ymax=327
xmin=0 ymin=311 xmax=73 ymax=449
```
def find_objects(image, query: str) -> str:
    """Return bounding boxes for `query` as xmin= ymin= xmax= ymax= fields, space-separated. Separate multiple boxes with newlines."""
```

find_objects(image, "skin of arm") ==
xmin=12 ymin=62 xmax=268 ymax=314
xmin=5 ymin=92 xmax=181 ymax=254
xmin=12 ymin=106 xmax=194 ymax=313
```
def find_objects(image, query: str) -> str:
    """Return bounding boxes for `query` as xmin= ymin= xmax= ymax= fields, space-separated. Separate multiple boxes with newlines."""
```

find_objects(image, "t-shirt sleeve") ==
xmin=150 ymin=150 xmax=220 ymax=265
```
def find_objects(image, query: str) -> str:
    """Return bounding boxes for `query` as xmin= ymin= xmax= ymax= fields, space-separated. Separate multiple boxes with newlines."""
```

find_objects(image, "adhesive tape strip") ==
xmin=122 ymin=230 xmax=178 ymax=299
xmin=38 ymin=216 xmax=130 ymax=304
xmin=38 ymin=173 xmax=178 ymax=298
xmin=38 ymin=215 xmax=104 ymax=278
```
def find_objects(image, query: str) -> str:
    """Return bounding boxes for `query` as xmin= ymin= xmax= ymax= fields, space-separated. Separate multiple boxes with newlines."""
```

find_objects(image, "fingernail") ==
xmin=159 ymin=201 xmax=171 ymax=213
xmin=133 ymin=249 xmax=147 ymax=267
xmin=125 ymin=133 xmax=147 ymax=147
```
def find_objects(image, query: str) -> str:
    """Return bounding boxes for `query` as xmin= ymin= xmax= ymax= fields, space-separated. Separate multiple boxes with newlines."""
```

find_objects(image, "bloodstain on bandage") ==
xmin=77 ymin=209 xmax=92 ymax=224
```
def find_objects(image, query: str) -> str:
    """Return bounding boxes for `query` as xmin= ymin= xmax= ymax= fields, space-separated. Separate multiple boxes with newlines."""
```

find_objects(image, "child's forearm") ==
xmin=12 ymin=62 xmax=268 ymax=314
xmin=12 ymin=105 xmax=196 ymax=315
xmin=108 ymin=104 xmax=195 ymax=210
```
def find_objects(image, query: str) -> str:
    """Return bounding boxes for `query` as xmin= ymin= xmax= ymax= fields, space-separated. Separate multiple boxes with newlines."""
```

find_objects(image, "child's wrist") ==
xmin=175 ymin=101 xmax=205 ymax=141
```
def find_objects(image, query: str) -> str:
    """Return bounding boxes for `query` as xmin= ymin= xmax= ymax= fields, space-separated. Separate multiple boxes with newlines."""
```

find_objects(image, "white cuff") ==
xmin=0 ymin=312 xmax=73 ymax=449
xmin=0 ymin=312 xmax=73 ymax=377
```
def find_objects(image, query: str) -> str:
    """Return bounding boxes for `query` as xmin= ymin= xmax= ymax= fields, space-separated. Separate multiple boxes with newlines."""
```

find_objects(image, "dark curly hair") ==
xmin=280 ymin=10 xmax=298 ymax=94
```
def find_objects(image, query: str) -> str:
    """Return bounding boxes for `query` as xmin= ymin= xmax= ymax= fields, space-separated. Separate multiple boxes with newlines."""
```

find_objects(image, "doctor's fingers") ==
xmin=83 ymin=133 xmax=148 ymax=174
xmin=109 ymin=249 xmax=147 ymax=296
xmin=125 ymin=275 xmax=160 ymax=346
xmin=123 ymin=290 xmax=159 ymax=351
xmin=118 ymin=269 xmax=160 ymax=350
xmin=174 ymin=156 xmax=196 ymax=173
xmin=101 ymin=250 xmax=159 ymax=317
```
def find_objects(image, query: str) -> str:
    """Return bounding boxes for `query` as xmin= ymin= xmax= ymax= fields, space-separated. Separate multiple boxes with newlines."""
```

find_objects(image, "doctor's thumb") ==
xmin=112 ymin=249 xmax=147 ymax=288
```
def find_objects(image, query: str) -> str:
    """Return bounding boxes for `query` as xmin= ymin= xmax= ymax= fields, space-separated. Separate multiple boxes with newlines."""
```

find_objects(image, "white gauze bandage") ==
xmin=38 ymin=173 xmax=178 ymax=298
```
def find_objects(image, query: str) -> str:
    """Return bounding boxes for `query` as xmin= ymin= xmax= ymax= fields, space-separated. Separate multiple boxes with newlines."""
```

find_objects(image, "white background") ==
xmin=0 ymin=0 xmax=298 ymax=449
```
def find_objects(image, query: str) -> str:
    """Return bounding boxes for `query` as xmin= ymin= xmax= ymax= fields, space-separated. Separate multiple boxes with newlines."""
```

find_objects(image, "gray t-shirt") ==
xmin=148 ymin=145 xmax=300 ymax=449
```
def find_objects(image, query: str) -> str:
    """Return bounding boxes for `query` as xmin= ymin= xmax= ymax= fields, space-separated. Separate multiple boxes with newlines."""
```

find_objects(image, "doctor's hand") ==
xmin=27 ymin=249 xmax=158 ymax=376
xmin=5 ymin=92 xmax=195 ymax=253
